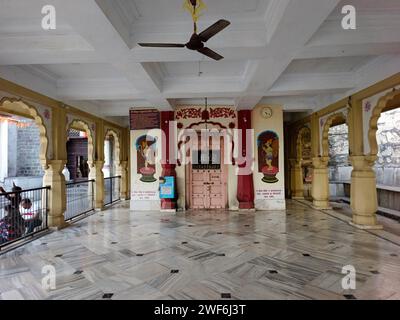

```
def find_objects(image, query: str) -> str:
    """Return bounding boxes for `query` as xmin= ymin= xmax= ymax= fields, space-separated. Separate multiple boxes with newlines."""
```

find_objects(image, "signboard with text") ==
xmin=131 ymin=190 xmax=159 ymax=201
xmin=159 ymin=176 xmax=175 ymax=199
xmin=255 ymin=189 xmax=284 ymax=200
xmin=130 ymin=109 xmax=160 ymax=130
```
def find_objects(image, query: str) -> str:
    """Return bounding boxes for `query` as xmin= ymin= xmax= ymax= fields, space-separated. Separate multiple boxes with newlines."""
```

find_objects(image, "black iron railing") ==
xmin=65 ymin=180 xmax=94 ymax=221
xmin=0 ymin=186 xmax=49 ymax=250
xmin=104 ymin=176 xmax=121 ymax=206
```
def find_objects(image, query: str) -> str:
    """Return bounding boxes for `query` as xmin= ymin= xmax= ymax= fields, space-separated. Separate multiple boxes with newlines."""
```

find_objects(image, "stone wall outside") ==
xmin=375 ymin=108 xmax=400 ymax=186
xmin=328 ymin=124 xmax=351 ymax=183
xmin=327 ymin=109 xmax=400 ymax=187
xmin=16 ymin=123 xmax=44 ymax=177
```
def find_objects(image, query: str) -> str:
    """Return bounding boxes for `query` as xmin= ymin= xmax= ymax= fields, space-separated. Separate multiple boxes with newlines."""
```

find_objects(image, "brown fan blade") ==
xmin=197 ymin=47 xmax=224 ymax=61
xmin=199 ymin=19 xmax=231 ymax=42
xmin=138 ymin=43 xmax=185 ymax=48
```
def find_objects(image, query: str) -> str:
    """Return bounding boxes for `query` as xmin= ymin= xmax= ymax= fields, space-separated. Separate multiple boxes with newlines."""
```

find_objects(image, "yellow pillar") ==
xmin=89 ymin=161 xmax=105 ymax=210
xmin=91 ymin=119 xmax=105 ymax=210
xmin=43 ymin=160 xmax=68 ymax=228
xmin=347 ymin=98 xmax=382 ymax=229
xmin=289 ymin=159 xmax=304 ymax=199
xmin=120 ymin=127 xmax=130 ymax=200
xmin=45 ymin=105 xmax=68 ymax=229
xmin=311 ymin=157 xmax=330 ymax=209
xmin=117 ymin=160 xmax=129 ymax=200
xmin=349 ymin=156 xmax=381 ymax=228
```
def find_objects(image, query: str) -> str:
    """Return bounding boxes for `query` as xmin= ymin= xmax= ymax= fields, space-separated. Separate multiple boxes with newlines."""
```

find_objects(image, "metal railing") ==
xmin=0 ymin=186 xmax=49 ymax=250
xmin=65 ymin=179 xmax=94 ymax=221
xmin=104 ymin=176 xmax=121 ymax=206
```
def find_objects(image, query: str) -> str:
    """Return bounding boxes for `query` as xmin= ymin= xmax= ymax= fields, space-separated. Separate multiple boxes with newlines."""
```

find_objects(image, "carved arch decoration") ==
xmin=176 ymin=120 xmax=236 ymax=166
xmin=321 ymin=112 xmax=348 ymax=158
xmin=0 ymin=97 xmax=49 ymax=168
xmin=104 ymin=128 xmax=121 ymax=167
xmin=67 ymin=119 xmax=95 ymax=167
xmin=368 ymin=89 xmax=400 ymax=158
xmin=296 ymin=126 xmax=311 ymax=161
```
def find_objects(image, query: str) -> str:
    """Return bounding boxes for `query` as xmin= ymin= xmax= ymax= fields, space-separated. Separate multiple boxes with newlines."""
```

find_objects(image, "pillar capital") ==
xmin=289 ymin=158 xmax=302 ymax=168
xmin=312 ymin=156 xmax=329 ymax=168
xmin=120 ymin=160 xmax=128 ymax=169
xmin=349 ymin=155 xmax=376 ymax=170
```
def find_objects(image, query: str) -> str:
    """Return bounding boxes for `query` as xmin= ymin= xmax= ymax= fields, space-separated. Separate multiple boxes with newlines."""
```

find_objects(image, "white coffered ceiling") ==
xmin=0 ymin=0 xmax=400 ymax=126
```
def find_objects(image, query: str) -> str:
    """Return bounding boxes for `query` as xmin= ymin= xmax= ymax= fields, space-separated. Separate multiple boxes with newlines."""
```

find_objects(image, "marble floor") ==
xmin=0 ymin=200 xmax=399 ymax=300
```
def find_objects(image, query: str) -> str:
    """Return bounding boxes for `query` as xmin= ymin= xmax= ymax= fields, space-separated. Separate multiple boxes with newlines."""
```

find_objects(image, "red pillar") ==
xmin=160 ymin=111 xmax=177 ymax=210
xmin=237 ymin=110 xmax=255 ymax=209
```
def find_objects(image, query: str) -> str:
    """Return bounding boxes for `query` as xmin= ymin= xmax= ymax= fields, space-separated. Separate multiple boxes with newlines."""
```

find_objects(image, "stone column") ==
xmin=289 ymin=159 xmax=304 ymax=199
xmin=311 ymin=156 xmax=330 ymax=209
xmin=160 ymin=111 xmax=177 ymax=211
xmin=349 ymin=156 xmax=382 ymax=229
xmin=237 ymin=110 xmax=255 ymax=210
xmin=43 ymin=160 xmax=68 ymax=229
xmin=89 ymin=160 xmax=105 ymax=210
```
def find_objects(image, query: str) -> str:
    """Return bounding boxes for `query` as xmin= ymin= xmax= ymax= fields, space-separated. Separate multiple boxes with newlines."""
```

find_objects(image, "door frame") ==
xmin=185 ymin=131 xmax=228 ymax=210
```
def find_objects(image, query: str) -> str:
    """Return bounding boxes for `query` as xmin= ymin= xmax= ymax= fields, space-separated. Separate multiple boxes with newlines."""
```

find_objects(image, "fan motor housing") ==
xmin=186 ymin=34 xmax=204 ymax=50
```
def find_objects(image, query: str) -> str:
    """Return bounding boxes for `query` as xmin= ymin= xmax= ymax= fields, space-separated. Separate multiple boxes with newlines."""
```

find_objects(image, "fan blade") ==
xmin=138 ymin=43 xmax=185 ymax=48
xmin=199 ymin=19 xmax=231 ymax=42
xmin=197 ymin=47 xmax=224 ymax=61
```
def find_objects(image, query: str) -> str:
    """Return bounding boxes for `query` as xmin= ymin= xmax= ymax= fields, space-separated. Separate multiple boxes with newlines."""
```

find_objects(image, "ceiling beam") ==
xmin=0 ymin=50 xmax=103 ymax=65
xmin=236 ymin=0 xmax=341 ymax=109
xmin=53 ymin=0 xmax=172 ymax=109
xmin=267 ymin=72 xmax=355 ymax=96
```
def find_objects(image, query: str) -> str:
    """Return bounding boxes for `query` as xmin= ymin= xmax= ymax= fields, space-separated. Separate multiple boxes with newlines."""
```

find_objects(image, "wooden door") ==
xmin=189 ymin=138 xmax=227 ymax=209
xmin=208 ymin=170 xmax=225 ymax=209
xmin=191 ymin=169 xmax=210 ymax=209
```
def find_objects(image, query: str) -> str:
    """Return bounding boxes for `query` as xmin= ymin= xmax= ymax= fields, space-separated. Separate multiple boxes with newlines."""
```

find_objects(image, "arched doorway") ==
xmin=177 ymin=123 xmax=234 ymax=211
xmin=103 ymin=129 xmax=121 ymax=178
xmin=322 ymin=112 xmax=351 ymax=203
xmin=368 ymin=89 xmax=400 ymax=216
xmin=64 ymin=119 xmax=95 ymax=220
xmin=312 ymin=111 xmax=349 ymax=209
xmin=0 ymin=98 xmax=50 ymax=239
xmin=65 ymin=120 xmax=94 ymax=181
xmin=103 ymin=129 xmax=122 ymax=205
xmin=291 ymin=127 xmax=311 ymax=199
xmin=0 ymin=98 xmax=48 ymax=169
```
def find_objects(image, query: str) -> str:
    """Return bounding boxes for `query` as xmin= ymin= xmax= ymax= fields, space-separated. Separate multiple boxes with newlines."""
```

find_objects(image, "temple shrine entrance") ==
xmin=186 ymin=132 xmax=228 ymax=210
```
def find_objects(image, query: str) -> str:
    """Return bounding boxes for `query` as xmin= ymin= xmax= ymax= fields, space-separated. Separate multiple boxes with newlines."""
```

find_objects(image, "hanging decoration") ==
xmin=183 ymin=0 xmax=207 ymax=23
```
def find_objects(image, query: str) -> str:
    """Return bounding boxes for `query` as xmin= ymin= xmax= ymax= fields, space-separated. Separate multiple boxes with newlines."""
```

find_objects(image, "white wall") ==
xmin=252 ymin=104 xmax=286 ymax=210
xmin=130 ymin=129 xmax=162 ymax=211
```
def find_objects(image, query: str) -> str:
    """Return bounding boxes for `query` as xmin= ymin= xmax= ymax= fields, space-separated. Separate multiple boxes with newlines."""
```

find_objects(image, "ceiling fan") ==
xmin=138 ymin=0 xmax=230 ymax=61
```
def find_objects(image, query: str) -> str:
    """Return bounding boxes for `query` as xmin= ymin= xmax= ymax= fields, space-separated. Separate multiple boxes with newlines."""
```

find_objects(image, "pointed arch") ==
xmin=368 ymin=89 xmax=400 ymax=158
xmin=296 ymin=126 xmax=311 ymax=161
xmin=0 ymin=97 xmax=49 ymax=168
xmin=67 ymin=119 xmax=94 ymax=166
xmin=104 ymin=128 xmax=121 ymax=167
xmin=321 ymin=112 xmax=347 ymax=157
